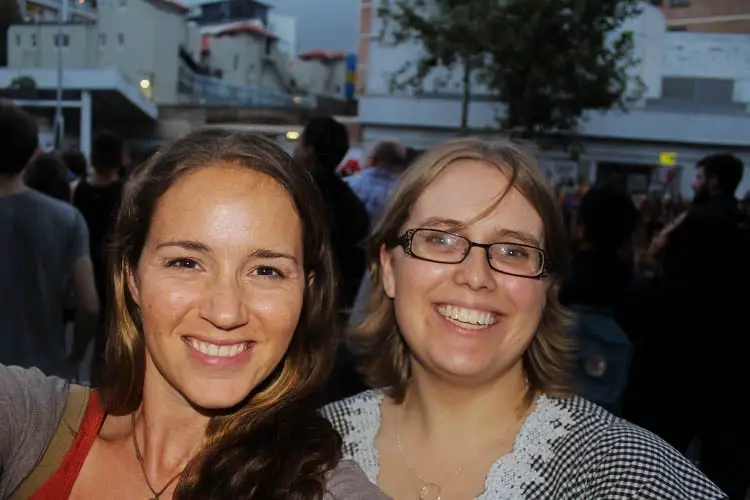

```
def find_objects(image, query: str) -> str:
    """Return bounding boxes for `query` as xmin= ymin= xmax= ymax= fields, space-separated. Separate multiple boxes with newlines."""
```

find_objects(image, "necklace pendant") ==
xmin=419 ymin=483 xmax=442 ymax=500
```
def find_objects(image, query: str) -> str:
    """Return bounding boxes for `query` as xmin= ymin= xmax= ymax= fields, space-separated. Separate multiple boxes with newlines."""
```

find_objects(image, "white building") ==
xmin=267 ymin=12 xmax=297 ymax=58
xmin=291 ymin=50 xmax=350 ymax=99
xmin=355 ymin=1 xmax=750 ymax=197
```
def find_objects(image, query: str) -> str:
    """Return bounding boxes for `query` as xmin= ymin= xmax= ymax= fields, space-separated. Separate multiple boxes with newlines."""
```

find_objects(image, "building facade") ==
xmin=654 ymin=0 xmax=750 ymax=34
xmin=5 ymin=0 xmax=346 ymax=104
xmin=354 ymin=0 xmax=750 ymax=198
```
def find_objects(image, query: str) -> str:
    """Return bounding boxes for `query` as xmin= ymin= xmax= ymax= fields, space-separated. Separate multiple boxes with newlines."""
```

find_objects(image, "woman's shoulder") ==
xmin=537 ymin=395 xmax=724 ymax=498
xmin=0 ymin=364 xmax=69 ymax=433
xmin=0 ymin=365 xmax=70 ymax=498
xmin=321 ymin=389 xmax=385 ymax=432
xmin=324 ymin=460 xmax=391 ymax=499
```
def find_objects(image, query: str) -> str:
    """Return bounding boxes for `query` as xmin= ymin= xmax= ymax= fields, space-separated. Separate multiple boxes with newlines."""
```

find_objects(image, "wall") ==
xmin=661 ymin=32 xmax=750 ymax=104
xmin=8 ymin=24 xmax=98 ymax=68
xmin=292 ymin=58 xmax=347 ymax=98
xmin=661 ymin=0 xmax=750 ymax=19
xmin=208 ymin=33 xmax=290 ymax=93
xmin=267 ymin=13 xmax=297 ymax=57
xmin=96 ymin=0 xmax=186 ymax=104
xmin=8 ymin=0 xmax=190 ymax=105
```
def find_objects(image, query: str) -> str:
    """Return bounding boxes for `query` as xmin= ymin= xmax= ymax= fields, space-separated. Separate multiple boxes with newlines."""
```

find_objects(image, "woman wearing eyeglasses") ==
xmin=322 ymin=137 xmax=723 ymax=499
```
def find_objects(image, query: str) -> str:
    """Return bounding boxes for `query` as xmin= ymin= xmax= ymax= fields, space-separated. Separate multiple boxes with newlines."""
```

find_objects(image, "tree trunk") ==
xmin=459 ymin=60 xmax=471 ymax=136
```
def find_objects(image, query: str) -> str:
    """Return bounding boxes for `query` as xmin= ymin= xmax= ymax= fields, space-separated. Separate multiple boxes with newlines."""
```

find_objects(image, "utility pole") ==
xmin=53 ymin=0 xmax=68 ymax=149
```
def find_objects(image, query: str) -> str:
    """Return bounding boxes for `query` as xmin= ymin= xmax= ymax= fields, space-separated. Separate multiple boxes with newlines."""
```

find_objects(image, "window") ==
xmin=30 ymin=34 xmax=36 ymax=47
xmin=661 ymin=77 xmax=734 ymax=104
xmin=667 ymin=26 xmax=687 ymax=31
xmin=53 ymin=33 xmax=70 ymax=47
xmin=117 ymin=33 xmax=124 ymax=45
xmin=233 ymin=54 xmax=239 ymax=71
xmin=98 ymin=33 xmax=106 ymax=46
xmin=670 ymin=0 xmax=690 ymax=6
xmin=650 ymin=0 xmax=662 ymax=5
xmin=15 ymin=34 xmax=21 ymax=46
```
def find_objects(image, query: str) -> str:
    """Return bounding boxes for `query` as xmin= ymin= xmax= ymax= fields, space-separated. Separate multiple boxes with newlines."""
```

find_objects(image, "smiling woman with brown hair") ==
xmin=0 ymin=129 xmax=387 ymax=500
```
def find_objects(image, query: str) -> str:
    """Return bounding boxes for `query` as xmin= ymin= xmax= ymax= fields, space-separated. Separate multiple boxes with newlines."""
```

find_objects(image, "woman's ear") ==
xmin=380 ymin=244 xmax=396 ymax=299
xmin=127 ymin=263 xmax=140 ymax=306
xmin=307 ymin=271 xmax=315 ymax=290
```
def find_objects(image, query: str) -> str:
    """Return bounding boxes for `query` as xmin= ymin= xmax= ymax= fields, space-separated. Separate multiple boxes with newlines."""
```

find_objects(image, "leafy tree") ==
xmin=379 ymin=0 xmax=644 ymax=146
xmin=0 ymin=0 xmax=21 ymax=67
xmin=482 ymin=0 xmax=644 ymax=146
xmin=379 ymin=0 xmax=497 ymax=135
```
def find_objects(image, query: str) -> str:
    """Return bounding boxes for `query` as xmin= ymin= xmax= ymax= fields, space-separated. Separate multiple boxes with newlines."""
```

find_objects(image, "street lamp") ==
xmin=53 ymin=0 xmax=68 ymax=150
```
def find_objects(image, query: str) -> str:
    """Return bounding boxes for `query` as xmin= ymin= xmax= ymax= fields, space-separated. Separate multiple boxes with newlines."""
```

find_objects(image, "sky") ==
xmin=263 ymin=0 xmax=359 ymax=53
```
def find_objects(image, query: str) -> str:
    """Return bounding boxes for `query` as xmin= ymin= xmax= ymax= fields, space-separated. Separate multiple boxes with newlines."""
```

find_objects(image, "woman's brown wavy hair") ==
xmin=101 ymin=129 xmax=341 ymax=499
xmin=350 ymin=137 xmax=574 ymax=403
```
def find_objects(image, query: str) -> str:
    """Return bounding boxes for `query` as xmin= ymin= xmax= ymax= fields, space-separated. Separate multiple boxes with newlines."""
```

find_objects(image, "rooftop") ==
xmin=212 ymin=22 xmax=278 ymax=40
xmin=298 ymin=50 xmax=346 ymax=61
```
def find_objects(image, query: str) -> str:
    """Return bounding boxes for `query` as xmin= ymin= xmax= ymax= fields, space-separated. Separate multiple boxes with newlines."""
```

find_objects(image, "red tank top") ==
xmin=30 ymin=393 xmax=106 ymax=499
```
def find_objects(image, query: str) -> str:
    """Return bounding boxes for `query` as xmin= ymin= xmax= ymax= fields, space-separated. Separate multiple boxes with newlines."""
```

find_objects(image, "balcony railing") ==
xmin=178 ymin=62 xmax=315 ymax=108
xmin=26 ymin=0 xmax=97 ymax=17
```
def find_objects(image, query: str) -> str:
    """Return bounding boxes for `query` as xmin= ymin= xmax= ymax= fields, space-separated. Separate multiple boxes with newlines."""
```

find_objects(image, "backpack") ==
xmin=569 ymin=305 xmax=633 ymax=416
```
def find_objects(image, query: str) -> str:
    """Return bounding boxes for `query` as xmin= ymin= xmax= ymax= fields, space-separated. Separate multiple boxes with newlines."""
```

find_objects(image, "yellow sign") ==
xmin=659 ymin=152 xmax=677 ymax=167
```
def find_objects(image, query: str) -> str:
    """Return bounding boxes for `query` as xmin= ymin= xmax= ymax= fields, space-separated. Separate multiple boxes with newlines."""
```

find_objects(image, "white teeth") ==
xmin=436 ymin=305 xmax=497 ymax=327
xmin=187 ymin=338 xmax=248 ymax=357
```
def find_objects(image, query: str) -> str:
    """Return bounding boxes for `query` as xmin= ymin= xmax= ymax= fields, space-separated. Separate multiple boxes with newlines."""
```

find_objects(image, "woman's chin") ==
xmin=182 ymin=384 xmax=255 ymax=413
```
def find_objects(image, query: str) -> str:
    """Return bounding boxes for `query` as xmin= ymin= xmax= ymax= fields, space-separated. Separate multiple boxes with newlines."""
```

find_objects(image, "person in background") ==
xmin=626 ymin=153 xmax=749 ymax=499
xmin=294 ymin=116 xmax=370 ymax=402
xmin=559 ymin=186 xmax=641 ymax=415
xmin=346 ymin=140 xmax=408 ymax=226
xmin=24 ymin=153 xmax=72 ymax=202
xmin=0 ymin=102 xmax=99 ymax=378
xmin=62 ymin=149 xmax=88 ymax=192
xmin=294 ymin=116 xmax=369 ymax=314
xmin=347 ymin=140 xmax=408 ymax=327
xmin=73 ymin=130 xmax=125 ymax=385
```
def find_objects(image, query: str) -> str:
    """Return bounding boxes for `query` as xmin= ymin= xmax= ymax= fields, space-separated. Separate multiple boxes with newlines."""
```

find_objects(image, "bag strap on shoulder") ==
xmin=10 ymin=384 xmax=91 ymax=499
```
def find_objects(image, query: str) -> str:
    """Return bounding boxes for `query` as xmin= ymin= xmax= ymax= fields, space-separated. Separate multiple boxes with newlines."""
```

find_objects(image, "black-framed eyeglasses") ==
xmin=393 ymin=228 xmax=550 ymax=279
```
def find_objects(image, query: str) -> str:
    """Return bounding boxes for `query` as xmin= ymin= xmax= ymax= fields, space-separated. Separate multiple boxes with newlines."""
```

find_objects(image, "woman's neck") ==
xmin=400 ymin=362 xmax=531 ymax=447
xmin=135 ymin=371 xmax=210 ymax=478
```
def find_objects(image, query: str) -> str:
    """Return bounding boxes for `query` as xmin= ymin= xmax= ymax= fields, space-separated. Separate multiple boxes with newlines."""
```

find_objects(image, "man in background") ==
xmin=346 ymin=139 xmax=408 ymax=327
xmin=629 ymin=153 xmax=749 ymax=498
xmin=0 ymin=102 xmax=99 ymax=377
xmin=294 ymin=116 xmax=370 ymax=402
xmin=346 ymin=139 xmax=407 ymax=225
xmin=72 ymin=130 xmax=125 ymax=384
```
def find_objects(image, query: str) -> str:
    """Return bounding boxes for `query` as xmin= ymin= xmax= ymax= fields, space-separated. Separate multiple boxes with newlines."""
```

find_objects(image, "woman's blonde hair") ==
xmin=350 ymin=137 xmax=574 ymax=403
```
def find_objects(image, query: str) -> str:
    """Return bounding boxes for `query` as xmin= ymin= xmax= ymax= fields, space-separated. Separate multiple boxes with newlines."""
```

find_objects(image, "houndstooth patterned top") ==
xmin=322 ymin=390 xmax=726 ymax=499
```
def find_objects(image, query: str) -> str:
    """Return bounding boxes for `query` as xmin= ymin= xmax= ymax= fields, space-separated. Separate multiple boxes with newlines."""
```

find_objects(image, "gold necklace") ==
xmin=395 ymin=401 xmax=529 ymax=500
xmin=131 ymin=412 xmax=185 ymax=500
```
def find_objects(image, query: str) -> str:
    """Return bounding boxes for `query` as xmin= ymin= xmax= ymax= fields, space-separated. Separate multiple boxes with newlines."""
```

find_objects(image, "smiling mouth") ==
xmin=184 ymin=337 xmax=253 ymax=358
xmin=436 ymin=304 xmax=499 ymax=329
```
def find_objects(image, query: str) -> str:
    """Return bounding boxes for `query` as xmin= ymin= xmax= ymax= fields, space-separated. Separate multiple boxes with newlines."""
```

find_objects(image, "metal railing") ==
xmin=178 ymin=61 xmax=315 ymax=108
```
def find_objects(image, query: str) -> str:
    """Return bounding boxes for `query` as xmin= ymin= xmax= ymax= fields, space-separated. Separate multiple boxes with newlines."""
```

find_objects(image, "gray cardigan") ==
xmin=0 ymin=364 xmax=388 ymax=499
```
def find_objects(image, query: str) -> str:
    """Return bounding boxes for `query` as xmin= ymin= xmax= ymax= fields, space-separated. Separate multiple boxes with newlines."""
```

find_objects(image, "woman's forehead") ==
xmin=408 ymin=159 xmax=544 ymax=241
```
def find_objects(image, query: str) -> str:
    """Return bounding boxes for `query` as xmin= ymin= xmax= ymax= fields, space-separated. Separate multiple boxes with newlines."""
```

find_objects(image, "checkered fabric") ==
xmin=322 ymin=390 xmax=726 ymax=499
